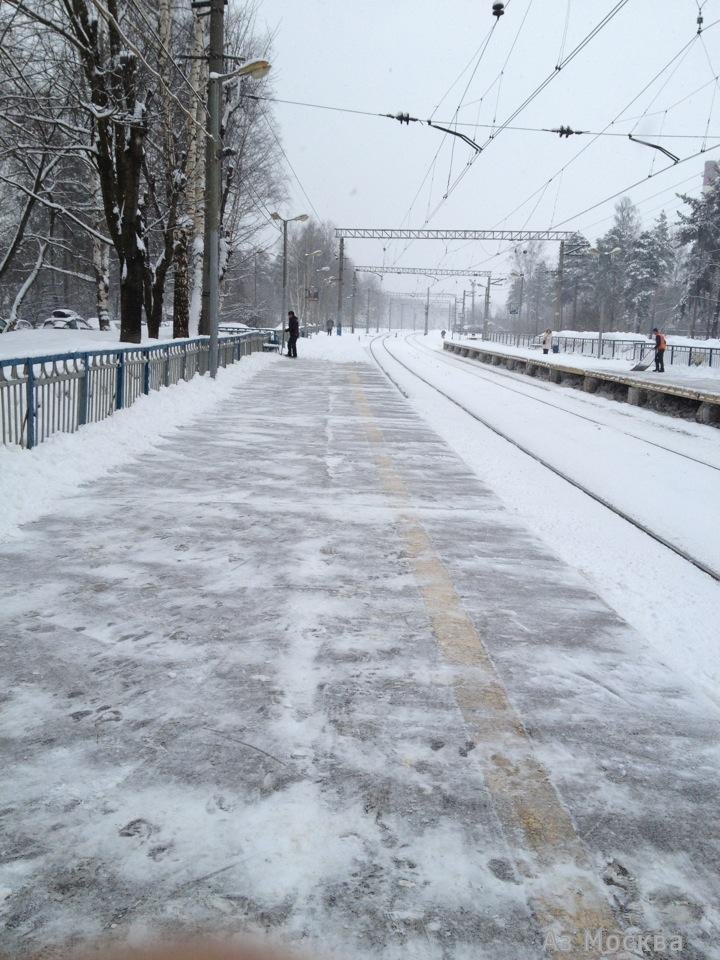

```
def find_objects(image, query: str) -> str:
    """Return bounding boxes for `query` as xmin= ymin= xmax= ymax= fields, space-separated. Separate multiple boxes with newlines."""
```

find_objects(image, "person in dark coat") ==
xmin=286 ymin=311 xmax=300 ymax=358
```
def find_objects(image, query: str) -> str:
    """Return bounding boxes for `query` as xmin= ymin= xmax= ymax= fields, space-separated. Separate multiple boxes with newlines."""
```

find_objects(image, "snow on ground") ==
xmin=0 ymin=353 xmax=275 ymax=543
xmin=296 ymin=330 xmax=374 ymax=361
xmin=458 ymin=336 xmax=720 ymax=388
xmin=0 ymin=327 xmax=270 ymax=362
xmin=363 ymin=332 xmax=720 ymax=701
xmin=552 ymin=329 xmax=720 ymax=349
xmin=0 ymin=328 xmax=193 ymax=360
xmin=2 ymin=354 xmax=719 ymax=958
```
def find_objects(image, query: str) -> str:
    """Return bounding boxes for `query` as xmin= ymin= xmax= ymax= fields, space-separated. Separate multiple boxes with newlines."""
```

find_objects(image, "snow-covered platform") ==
xmin=448 ymin=339 xmax=720 ymax=424
xmin=2 ymin=356 xmax=719 ymax=959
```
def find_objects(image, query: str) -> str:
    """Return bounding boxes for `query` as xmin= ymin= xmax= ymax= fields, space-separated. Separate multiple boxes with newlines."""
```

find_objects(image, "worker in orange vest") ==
xmin=651 ymin=327 xmax=667 ymax=373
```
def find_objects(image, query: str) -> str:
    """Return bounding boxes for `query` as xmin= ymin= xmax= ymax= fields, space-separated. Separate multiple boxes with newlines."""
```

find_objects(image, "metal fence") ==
xmin=487 ymin=332 xmax=720 ymax=369
xmin=0 ymin=333 xmax=264 ymax=449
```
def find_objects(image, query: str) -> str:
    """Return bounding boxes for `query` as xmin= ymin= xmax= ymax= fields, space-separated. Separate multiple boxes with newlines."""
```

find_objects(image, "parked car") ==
xmin=218 ymin=322 xmax=250 ymax=333
xmin=0 ymin=317 xmax=34 ymax=332
xmin=42 ymin=317 xmax=93 ymax=330
xmin=41 ymin=308 xmax=88 ymax=328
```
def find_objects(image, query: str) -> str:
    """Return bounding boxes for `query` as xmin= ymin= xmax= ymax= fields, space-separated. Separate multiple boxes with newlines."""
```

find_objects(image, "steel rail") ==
xmin=406 ymin=334 xmax=720 ymax=473
xmin=368 ymin=335 xmax=720 ymax=584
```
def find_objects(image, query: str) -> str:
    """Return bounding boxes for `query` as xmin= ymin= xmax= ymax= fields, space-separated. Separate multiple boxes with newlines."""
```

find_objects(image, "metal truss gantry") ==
xmin=354 ymin=265 xmax=491 ymax=279
xmin=336 ymin=228 xmax=576 ymax=242
xmin=334 ymin=227 xmax=574 ymax=334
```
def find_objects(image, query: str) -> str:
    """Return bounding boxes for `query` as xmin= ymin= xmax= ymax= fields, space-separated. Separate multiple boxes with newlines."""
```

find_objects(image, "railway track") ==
xmin=369 ymin=333 xmax=720 ymax=584
xmin=405 ymin=334 xmax=720 ymax=473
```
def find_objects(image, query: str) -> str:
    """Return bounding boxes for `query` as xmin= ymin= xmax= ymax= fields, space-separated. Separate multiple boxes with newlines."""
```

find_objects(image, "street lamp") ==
xmin=204 ymin=56 xmax=271 ymax=378
xmin=271 ymin=212 xmax=309 ymax=351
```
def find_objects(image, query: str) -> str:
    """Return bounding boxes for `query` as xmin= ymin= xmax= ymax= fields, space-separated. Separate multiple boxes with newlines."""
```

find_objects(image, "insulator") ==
xmin=492 ymin=3 xmax=505 ymax=19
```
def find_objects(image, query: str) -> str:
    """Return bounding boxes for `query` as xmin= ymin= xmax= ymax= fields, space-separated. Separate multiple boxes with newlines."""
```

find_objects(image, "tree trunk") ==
xmin=93 ymin=238 xmax=111 ymax=329
xmin=120 ymin=253 xmax=145 ymax=344
xmin=173 ymin=218 xmax=191 ymax=339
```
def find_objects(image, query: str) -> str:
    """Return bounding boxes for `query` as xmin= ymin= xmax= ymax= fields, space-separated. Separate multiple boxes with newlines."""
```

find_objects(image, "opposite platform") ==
xmin=1 ymin=357 xmax=718 ymax=959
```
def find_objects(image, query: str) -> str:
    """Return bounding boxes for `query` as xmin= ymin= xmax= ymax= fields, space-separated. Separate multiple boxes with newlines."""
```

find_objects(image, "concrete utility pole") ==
xmin=280 ymin=219 xmax=288 ymax=351
xmin=555 ymin=239 xmax=565 ymax=330
xmin=461 ymin=290 xmax=466 ymax=331
xmin=400 ymin=301 xmax=405 ymax=332
xmin=424 ymin=286 xmax=430 ymax=336
xmin=387 ymin=299 xmax=392 ymax=332
xmin=471 ymin=281 xmax=477 ymax=330
xmin=201 ymin=0 xmax=225 ymax=375
xmin=350 ymin=270 xmax=357 ymax=333
xmin=365 ymin=288 xmax=370 ymax=334
xmin=271 ymin=212 xmax=308 ymax=351
xmin=517 ymin=274 xmax=525 ymax=329
xmin=336 ymin=237 xmax=344 ymax=335
xmin=483 ymin=280 xmax=491 ymax=340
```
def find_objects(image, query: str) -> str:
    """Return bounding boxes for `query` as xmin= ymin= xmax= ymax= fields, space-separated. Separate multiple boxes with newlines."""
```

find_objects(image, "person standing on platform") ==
xmin=541 ymin=329 xmax=553 ymax=355
xmin=286 ymin=311 xmax=299 ymax=358
xmin=651 ymin=327 xmax=666 ymax=372
xmin=326 ymin=318 xmax=334 ymax=336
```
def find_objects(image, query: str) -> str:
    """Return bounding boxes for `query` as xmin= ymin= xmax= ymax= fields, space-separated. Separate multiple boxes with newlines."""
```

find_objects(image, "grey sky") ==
xmin=256 ymin=0 xmax=719 ymax=299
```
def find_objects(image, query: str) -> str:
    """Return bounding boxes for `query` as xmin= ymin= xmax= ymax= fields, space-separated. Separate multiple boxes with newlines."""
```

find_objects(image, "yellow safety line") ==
xmin=351 ymin=373 xmax=619 ymax=959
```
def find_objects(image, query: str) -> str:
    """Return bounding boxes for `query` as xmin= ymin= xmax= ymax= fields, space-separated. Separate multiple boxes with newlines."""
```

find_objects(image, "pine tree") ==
xmin=677 ymin=177 xmax=720 ymax=338
xmin=562 ymin=233 xmax=596 ymax=330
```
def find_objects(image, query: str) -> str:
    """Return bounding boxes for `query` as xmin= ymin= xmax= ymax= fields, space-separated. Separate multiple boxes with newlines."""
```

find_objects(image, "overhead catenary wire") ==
xmin=390 ymin=11 xmax=506 ymax=265
xmin=425 ymin=0 xmax=635 ymax=223
xmin=245 ymin=94 xmax=720 ymax=141
xmin=464 ymin=143 xmax=720 ymax=274
xmin=261 ymin=112 xmax=322 ymax=222
xmin=487 ymin=21 xmax=720 ymax=236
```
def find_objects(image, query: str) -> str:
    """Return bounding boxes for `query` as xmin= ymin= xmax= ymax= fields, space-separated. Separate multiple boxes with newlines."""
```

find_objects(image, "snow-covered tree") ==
xmin=676 ymin=176 xmax=720 ymax=339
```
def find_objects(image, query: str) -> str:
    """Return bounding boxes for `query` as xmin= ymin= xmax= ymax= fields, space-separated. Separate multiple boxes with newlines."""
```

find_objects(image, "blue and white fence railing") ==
xmin=486 ymin=331 xmax=719 ymax=369
xmin=0 ymin=333 xmax=264 ymax=449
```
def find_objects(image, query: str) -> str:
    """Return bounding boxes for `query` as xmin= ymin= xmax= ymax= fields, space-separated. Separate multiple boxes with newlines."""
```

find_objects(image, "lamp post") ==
xmin=270 ymin=211 xmax=309 ymax=352
xmin=201 ymin=27 xmax=270 ymax=376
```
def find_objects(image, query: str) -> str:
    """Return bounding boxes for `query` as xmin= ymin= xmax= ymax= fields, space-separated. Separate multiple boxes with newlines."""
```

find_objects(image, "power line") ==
xmin=554 ymin=140 xmax=720 ymax=228
xmin=465 ymin=145 xmax=719 ymax=274
xmin=247 ymin=95 xmax=720 ymax=139
xmin=489 ymin=25 xmax=717 ymax=234
xmin=261 ymin=113 xmax=322 ymax=222
xmin=425 ymin=0 xmax=634 ymax=222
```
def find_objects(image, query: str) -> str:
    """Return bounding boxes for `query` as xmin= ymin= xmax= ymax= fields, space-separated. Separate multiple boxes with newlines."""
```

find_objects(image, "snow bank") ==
xmin=459 ymin=338 xmax=720 ymax=384
xmin=0 ymin=329 xmax=197 ymax=361
xmin=0 ymin=353 xmax=275 ymax=543
xmin=552 ymin=329 xmax=720 ymax=349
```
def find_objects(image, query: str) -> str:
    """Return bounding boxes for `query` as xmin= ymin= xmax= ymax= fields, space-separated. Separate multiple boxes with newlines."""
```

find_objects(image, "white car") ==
xmin=41 ymin=308 xmax=89 ymax=329
xmin=42 ymin=316 xmax=93 ymax=330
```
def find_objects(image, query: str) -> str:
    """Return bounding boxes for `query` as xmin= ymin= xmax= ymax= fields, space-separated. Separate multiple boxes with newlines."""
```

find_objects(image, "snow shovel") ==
xmin=631 ymin=348 xmax=655 ymax=372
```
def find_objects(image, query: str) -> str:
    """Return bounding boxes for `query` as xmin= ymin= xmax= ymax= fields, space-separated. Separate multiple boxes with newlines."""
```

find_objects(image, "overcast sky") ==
xmin=255 ymin=0 xmax=719 ymax=299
